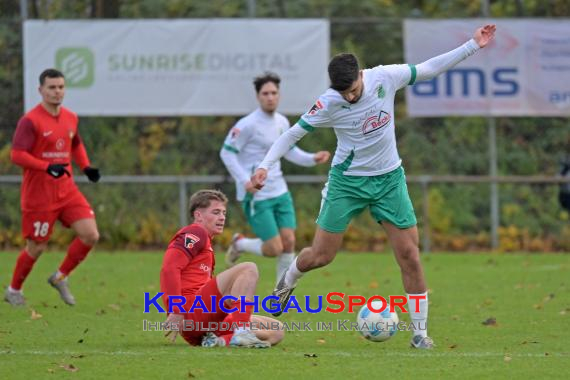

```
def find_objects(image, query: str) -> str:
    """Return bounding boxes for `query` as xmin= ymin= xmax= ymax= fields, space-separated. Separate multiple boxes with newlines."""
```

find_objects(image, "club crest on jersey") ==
xmin=377 ymin=85 xmax=385 ymax=99
xmin=308 ymin=100 xmax=323 ymax=115
xmin=362 ymin=111 xmax=391 ymax=135
xmin=56 ymin=138 xmax=65 ymax=150
xmin=184 ymin=233 xmax=200 ymax=249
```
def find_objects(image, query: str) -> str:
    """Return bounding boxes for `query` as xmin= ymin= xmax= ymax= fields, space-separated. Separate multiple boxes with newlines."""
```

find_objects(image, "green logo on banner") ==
xmin=55 ymin=47 xmax=95 ymax=88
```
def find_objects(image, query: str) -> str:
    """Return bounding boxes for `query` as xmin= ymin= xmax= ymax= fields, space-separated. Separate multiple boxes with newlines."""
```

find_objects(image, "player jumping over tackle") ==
xmin=252 ymin=24 xmax=497 ymax=349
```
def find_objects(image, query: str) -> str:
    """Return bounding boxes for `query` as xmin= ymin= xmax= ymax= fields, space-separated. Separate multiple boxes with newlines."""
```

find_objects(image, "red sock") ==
xmin=10 ymin=250 xmax=37 ymax=290
xmin=230 ymin=300 xmax=254 ymax=328
xmin=219 ymin=333 xmax=233 ymax=346
xmin=59 ymin=238 xmax=93 ymax=276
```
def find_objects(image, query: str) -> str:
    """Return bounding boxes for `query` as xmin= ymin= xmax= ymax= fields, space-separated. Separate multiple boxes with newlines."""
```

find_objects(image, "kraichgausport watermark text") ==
xmin=143 ymin=319 xmax=426 ymax=332
xmin=144 ymin=293 xmax=426 ymax=314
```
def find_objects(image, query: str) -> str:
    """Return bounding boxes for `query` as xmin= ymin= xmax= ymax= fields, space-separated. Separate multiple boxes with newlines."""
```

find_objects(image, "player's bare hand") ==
xmin=245 ymin=181 xmax=259 ymax=194
xmin=251 ymin=168 xmax=268 ymax=190
xmin=314 ymin=151 xmax=331 ymax=164
xmin=474 ymin=24 xmax=496 ymax=48
xmin=164 ymin=313 xmax=184 ymax=343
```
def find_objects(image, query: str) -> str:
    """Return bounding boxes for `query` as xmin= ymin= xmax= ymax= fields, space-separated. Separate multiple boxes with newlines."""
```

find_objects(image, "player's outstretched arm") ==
xmin=414 ymin=24 xmax=496 ymax=82
xmin=252 ymin=124 xmax=309 ymax=189
xmin=284 ymin=147 xmax=330 ymax=167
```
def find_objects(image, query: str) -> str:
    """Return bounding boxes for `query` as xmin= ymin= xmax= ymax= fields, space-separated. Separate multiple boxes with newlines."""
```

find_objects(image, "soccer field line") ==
xmin=0 ymin=349 xmax=567 ymax=358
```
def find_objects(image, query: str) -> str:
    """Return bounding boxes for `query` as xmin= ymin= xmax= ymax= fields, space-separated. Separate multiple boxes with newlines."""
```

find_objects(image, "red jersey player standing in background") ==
xmin=4 ymin=68 xmax=101 ymax=306
xmin=160 ymin=189 xmax=284 ymax=348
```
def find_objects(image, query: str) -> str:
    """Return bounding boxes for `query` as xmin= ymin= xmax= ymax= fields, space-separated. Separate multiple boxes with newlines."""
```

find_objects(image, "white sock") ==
xmin=276 ymin=253 xmax=295 ymax=284
xmin=236 ymin=238 xmax=263 ymax=256
xmin=284 ymin=257 xmax=304 ymax=288
xmin=233 ymin=326 xmax=248 ymax=335
xmin=408 ymin=292 xmax=428 ymax=338
xmin=8 ymin=286 xmax=22 ymax=294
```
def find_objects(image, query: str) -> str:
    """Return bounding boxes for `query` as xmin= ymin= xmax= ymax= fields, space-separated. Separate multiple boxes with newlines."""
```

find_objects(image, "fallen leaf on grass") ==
xmin=368 ymin=281 xmax=379 ymax=289
xmin=304 ymin=353 xmax=318 ymax=358
xmin=448 ymin=344 xmax=458 ymax=349
xmin=482 ymin=317 xmax=497 ymax=326
xmin=108 ymin=304 xmax=121 ymax=311
xmin=317 ymin=339 xmax=326 ymax=344
xmin=60 ymin=364 xmax=78 ymax=372
xmin=30 ymin=310 xmax=43 ymax=320
xmin=504 ymin=355 xmax=512 ymax=363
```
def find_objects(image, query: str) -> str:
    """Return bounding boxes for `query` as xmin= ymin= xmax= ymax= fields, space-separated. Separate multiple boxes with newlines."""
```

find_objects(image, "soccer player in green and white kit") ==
xmin=220 ymin=72 xmax=330 ymax=283
xmin=252 ymin=25 xmax=497 ymax=349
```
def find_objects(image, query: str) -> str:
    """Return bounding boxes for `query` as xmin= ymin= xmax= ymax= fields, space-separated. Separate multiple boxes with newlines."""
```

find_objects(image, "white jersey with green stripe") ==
xmin=221 ymin=108 xmax=292 ymax=201
xmin=300 ymin=64 xmax=416 ymax=176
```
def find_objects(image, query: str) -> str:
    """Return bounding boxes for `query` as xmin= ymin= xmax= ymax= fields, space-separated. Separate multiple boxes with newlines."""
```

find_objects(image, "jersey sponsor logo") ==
xmin=56 ymin=138 xmax=65 ymax=151
xmin=42 ymin=152 xmax=69 ymax=158
xmin=307 ymin=100 xmax=323 ymax=115
xmin=184 ymin=233 xmax=200 ymax=249
xmin=377 ymin=85 xmax=385 ymax=99
xmin=362 ymin=111 xmax=391 ymax=135
xmin=43 ymin=131 xmax=53 ymax=137
xmin=199 ymin=263 xmax=210 ymax=273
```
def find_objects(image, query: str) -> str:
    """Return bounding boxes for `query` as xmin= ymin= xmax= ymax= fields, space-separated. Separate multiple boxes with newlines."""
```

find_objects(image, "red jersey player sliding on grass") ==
xmin=160 ymin=190 xmax=284 ymax=348
xmin=5 ymin=68 xmax=100 ymax=307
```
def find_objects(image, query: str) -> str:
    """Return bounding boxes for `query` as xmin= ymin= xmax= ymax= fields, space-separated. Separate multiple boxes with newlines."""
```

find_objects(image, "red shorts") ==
xmin=22 ymin=191 xmax=95 ymax=242
xmin=181 ymin=277 xmax=237 ymax=346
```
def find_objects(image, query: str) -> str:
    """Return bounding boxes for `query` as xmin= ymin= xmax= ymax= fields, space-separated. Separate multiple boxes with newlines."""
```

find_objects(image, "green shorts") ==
xmin=317 ymin=166 xmax=417 ymax=233
xmin=242 ymin=192 xmax=297 ymax=241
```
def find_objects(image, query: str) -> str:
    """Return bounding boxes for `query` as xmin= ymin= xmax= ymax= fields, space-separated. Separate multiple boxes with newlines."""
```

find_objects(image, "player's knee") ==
xmin=26 ymin=241 xmax=47 ymax=258
xmin=238 ymin=262 xmax=259 ymax=281
xmin=80 ymin=229 xmax=100 ymax=246
xmin=398 ymin=244 xmax=421 ymax=266
xmin=263 ymin=239 xmax=283 ymax=257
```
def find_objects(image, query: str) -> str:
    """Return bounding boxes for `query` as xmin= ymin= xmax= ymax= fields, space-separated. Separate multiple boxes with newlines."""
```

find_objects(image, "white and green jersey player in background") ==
xmin=252 ymin=25 xmax=497 ymax=349
xmin=220 ymin=72 xmax=330 ymax=283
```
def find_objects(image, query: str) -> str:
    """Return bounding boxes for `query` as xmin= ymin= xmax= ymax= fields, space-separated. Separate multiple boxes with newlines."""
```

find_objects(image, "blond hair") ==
xmin=188 ymin=189 xmax=228 ymax=221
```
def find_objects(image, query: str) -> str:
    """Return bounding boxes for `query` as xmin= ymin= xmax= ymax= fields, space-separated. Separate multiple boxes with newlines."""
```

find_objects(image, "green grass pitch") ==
xmin=1 ymin=251 xmax=569 ymax=379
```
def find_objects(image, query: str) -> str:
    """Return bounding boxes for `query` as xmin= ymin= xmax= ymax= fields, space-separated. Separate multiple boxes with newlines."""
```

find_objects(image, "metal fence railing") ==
xmin=2 ymin=175 xmax=568 ymax=252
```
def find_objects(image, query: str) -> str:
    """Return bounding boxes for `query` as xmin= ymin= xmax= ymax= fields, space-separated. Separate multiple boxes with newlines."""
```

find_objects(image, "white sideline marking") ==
xmin=0 ymin=350 xmax=567 ymax=358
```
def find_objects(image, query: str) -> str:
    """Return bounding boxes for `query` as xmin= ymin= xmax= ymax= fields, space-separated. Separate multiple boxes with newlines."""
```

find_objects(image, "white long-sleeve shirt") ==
xmin=220 ymin=108 xmax=316 ymax=201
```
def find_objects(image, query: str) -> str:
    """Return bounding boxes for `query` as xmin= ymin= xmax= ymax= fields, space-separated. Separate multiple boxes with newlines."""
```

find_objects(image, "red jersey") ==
xmin=11 ymin=104 xmax=91 ymax=211
xmin=160 ymin=224 xmax=216 ymax=313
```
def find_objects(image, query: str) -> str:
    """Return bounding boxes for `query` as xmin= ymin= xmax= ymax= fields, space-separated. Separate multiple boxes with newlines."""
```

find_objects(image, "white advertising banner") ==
xmin=404 ymin=19 xmax=570 ymax=116
xmin=24 ymin=19 xmax=329 ymax=116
